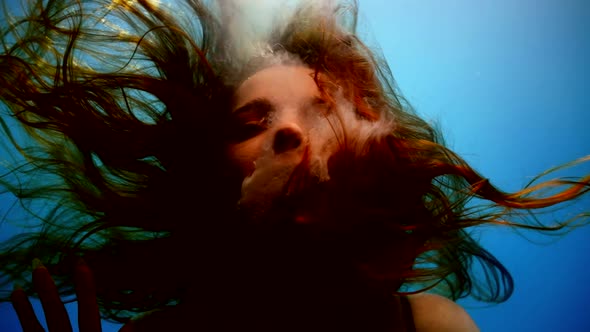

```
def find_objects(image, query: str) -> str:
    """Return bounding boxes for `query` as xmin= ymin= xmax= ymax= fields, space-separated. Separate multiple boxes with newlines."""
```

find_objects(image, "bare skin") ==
xmin=12 ymin=263 xmax=479 ymax=331
xmin=228 ymin=65 xmax=346 ymax=218
xmin=228 ymin=64 xmax=480 ymax=331
xmin=228 ymin=64 xmax=391 ymax=220
xmin=12 ymin=65 xmax=480 ymax=332
xmin=11 ymin=259 xmax=103 ymax=332
xmin=408 ymin=294 xmax=480 ymax=332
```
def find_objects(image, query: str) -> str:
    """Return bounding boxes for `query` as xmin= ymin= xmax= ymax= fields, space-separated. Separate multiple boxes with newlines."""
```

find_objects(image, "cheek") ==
xmin=227 ymin=136 xmax=266 ymax=178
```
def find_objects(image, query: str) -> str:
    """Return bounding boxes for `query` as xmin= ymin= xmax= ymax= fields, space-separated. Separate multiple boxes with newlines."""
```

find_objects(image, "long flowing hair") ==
xmin=0 ymin=0 xmax=588 ymax=324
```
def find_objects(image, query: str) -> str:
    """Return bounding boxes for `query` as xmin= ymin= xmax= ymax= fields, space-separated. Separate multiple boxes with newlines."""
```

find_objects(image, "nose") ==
xmin=273 ymin=125 xmax=304 ymax=154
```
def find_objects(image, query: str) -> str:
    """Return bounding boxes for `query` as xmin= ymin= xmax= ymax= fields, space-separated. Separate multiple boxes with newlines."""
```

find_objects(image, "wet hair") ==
xmin=0 ymin=0 xmax=588 ymax=326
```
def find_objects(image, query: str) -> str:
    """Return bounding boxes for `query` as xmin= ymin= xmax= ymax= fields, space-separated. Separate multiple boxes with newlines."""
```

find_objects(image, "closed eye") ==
xmin=230 ymin=98 xmax=275 ymax=141
xmin=309 ymin=96 xmax=332 ymax=115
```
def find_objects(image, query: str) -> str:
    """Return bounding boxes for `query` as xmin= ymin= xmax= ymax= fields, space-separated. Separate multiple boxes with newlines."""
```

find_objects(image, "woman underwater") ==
xmin=0 ymin=0 xmax=589 ymax=331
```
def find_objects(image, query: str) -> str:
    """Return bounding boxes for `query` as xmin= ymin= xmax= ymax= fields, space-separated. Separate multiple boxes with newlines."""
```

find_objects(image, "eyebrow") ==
xmin=308 ymin=96 xmax=329 ymax=108
xmin=232 ymin=98 xmax=275 ymax=115
xmin=232 ymin=95 xmax=328 ymax=117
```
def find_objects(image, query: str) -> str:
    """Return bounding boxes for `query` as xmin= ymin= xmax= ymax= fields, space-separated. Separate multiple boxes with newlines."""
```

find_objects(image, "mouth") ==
xmin=237 ymin=155 xmax=300 ymax=221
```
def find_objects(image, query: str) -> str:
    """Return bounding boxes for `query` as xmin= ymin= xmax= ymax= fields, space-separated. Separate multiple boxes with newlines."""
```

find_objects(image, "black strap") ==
xmin=398 ymin=296 xmax=416 ymax=332
xmin=389 ymin=295 xmax=416 ymax=332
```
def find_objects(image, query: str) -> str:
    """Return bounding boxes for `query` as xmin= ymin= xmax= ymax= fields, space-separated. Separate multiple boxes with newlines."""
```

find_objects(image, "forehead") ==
xmin=233 ymin=65 xmax=320 ymax=110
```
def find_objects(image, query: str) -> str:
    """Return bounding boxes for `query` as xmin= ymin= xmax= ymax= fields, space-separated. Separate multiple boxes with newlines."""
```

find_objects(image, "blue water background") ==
xmin=362 ymin=1 xmax=590 ymax=330
xmin=0 ymin=0 xmax=589 ymax=331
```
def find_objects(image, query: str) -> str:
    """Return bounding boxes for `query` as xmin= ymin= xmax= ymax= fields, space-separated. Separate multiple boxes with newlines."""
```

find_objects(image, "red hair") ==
xmin=0 ymin=0 xmax=587 ymax=326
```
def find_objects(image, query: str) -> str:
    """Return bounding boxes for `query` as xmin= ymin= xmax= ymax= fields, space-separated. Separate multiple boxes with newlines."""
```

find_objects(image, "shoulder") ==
xmin=407 ymin=293 xmax=480 ymax=332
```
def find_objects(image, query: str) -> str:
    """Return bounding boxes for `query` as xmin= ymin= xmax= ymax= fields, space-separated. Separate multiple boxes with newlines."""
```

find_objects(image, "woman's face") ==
xmin=226 ymin=64 xmax=377 ymax=219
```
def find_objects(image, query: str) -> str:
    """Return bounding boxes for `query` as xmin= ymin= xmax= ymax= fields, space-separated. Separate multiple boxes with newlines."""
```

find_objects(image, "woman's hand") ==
xmin=10 ymin=259 xmax=103 ymax=332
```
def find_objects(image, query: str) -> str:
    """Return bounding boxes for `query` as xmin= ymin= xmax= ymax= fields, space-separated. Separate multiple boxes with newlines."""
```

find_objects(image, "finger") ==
xmin=10 ymin=286 xmax=45 ymax=332
xmin=32 ymin=258 xmax=73 ymax=332
xmin=75 ymin=258 xmax=101 ymax=332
